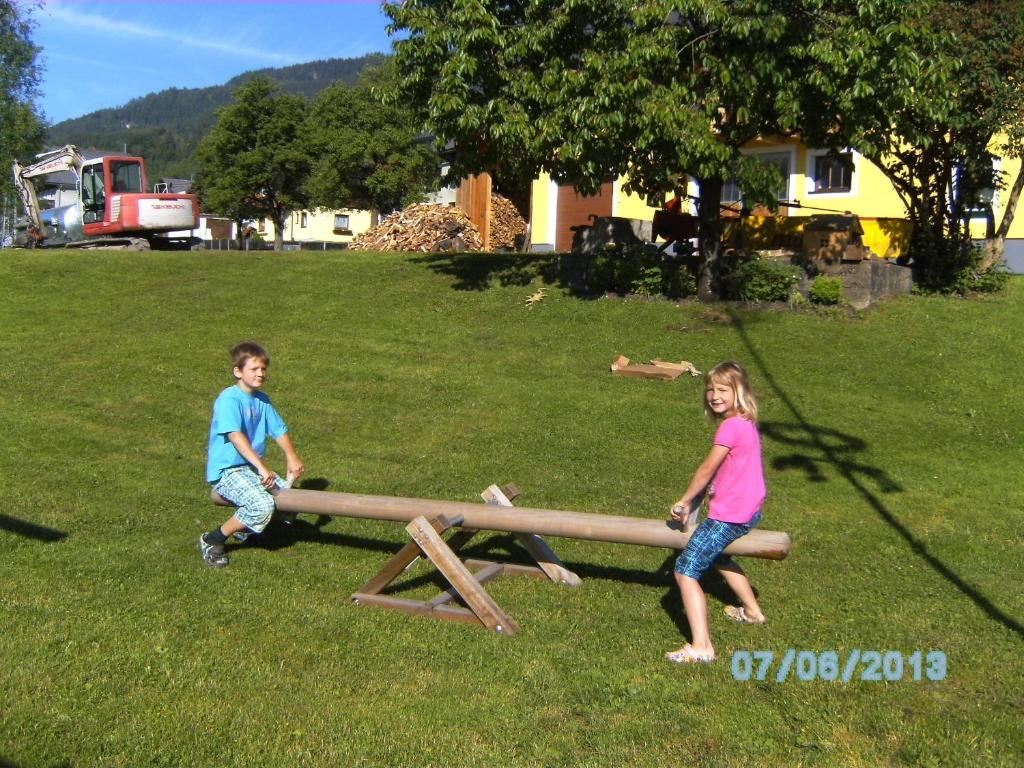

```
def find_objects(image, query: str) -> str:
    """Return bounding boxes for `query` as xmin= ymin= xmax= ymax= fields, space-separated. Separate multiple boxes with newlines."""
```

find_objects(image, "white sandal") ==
xmin=665 ymin=644 xmax=715 ymax=664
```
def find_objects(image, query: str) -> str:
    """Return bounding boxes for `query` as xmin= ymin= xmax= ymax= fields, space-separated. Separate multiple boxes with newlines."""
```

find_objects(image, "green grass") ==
xmin=1 ymin=249 xmax=1021 ymax=767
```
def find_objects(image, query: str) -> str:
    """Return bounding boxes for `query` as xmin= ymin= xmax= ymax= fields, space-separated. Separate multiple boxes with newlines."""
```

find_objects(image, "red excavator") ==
xmin=11 ymin=144 xmax=199 ymax=249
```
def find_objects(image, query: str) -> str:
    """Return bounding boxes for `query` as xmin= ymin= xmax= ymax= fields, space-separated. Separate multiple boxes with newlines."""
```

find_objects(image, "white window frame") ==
xmin=807 ymin=149 xmax=859 ymax=198
xmin=721 ymin=146 xmax=797 ymax=205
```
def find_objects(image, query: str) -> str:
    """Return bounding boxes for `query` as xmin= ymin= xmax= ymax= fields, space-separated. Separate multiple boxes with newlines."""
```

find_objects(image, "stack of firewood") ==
xmin=349 ymin=203 xmax=484 ymax=252
xmin=489 ymin=194 xmax=527 ymax=250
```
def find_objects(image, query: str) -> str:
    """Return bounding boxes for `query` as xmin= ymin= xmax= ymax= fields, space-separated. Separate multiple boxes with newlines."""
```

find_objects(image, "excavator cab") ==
xmin=79 ymin=158 xmax=145 ymax=223
xmin=109 ymin=160 xmax=143 ymax=193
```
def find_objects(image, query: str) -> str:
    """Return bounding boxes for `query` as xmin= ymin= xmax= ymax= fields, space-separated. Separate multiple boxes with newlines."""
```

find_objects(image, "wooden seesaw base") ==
xmin=212 ymin=483 xmax=791 ymax=635
xmin=351 ymin=485 xmax=583 ymax=635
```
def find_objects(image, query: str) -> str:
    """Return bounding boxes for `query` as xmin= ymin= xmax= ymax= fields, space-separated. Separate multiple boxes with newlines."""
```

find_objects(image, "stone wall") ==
xmin=813 ymin=259 xmax=914 ymax=309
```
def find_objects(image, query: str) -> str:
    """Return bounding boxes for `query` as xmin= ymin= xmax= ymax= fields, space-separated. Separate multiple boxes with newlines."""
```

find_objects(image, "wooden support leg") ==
xmin=356 ymin=513 xmax=459 ymax=595
xmin=426 ymin=562 xmax=503 ymax=608
xmin=482 ymin=485 xmax=582 ymax=587
xmin=352 ymin=513 xmax=519 ymax=635
xmin=405 ymin=516 xmax=520 ymax=635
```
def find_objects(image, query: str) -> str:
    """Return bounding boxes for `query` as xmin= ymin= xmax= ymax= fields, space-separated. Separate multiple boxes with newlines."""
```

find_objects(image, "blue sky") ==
xmin=32 ymin=0 xmax=396 ymax=124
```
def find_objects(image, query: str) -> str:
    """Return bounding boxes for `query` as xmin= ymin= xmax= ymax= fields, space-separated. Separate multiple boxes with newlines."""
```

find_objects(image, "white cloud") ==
xmin=40 ymin=2 xmax=301 ymax=66
xmin=43 ymin=49 xmax=168 ymax=78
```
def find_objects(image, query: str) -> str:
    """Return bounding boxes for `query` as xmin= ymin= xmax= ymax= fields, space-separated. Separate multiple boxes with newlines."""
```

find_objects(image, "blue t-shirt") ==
xmin=206 ymin=385 xmax=287 ymax=483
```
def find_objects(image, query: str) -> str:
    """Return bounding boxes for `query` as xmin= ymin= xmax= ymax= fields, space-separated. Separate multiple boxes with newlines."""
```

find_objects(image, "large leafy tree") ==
xmin=962 ymin=1 xmax=1024 ymax=249
xmin=385 ymin=0 xmax=944 ymax=298
xmin=1 ymin=0 xmax=46 ymax=233
xmin=195 ymin=77 xmax=310 ymax=251
xmin=809 ymin=0 xmax=1022 ymax=285
xmin=304 ymin=62 xmax=440 ymax=215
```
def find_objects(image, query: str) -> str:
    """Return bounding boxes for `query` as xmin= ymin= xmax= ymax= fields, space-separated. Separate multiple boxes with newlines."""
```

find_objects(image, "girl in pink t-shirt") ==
xmin=665 ymin=361 xmax=767 ymax=664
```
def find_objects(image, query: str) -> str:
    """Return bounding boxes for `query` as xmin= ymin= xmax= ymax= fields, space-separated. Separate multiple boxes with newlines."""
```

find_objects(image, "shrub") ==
xmin=949 ymin=246 xmax=1010 ymax=295
xmin=914 ymin=237 xmax=1010 ymax=295
xmin=788 ymin=290 xmax=811 ymax=310
xmin=809 ymin=275 xmax=844 ymax=305
xmin=722 ymin=257 xmax=804 ymax=302
xmin=589 ymin=245 xmax=696 ymax=298
xmin=630 ymin=264 xmax=665 ymax=296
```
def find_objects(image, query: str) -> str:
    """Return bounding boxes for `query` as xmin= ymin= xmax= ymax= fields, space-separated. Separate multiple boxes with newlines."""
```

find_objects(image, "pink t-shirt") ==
xmin=708 ymin=415 xmax=766 ymax=524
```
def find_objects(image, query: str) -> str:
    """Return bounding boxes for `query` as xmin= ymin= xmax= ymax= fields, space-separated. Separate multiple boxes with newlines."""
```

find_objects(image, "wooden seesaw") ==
xmin=212 ymin=483 xmax=791 ymax=635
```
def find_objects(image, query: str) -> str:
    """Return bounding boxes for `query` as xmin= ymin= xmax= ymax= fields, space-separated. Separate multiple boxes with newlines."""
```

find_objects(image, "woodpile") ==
xmin=489 ymin=194 xmax=527 ymax=250
xmin=349 ymin=195 xmax=527 ymax=253
xmin=349 ymin=203 xmax=484 ymax=252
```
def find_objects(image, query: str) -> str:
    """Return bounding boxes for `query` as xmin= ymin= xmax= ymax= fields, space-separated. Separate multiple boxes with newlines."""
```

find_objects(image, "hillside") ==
xmin=47 ymin=54 xmax=388 ymax=182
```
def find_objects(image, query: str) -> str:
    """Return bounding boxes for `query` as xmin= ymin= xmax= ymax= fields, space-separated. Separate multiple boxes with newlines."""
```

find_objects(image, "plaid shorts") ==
xmin=674 ymin=512 xmax=762 ymax=580
xmin=213 ymin=466 xmax=276 ymax=533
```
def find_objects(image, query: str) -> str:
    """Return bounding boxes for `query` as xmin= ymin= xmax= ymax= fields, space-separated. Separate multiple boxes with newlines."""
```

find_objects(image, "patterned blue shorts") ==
xmin=674 ymin=512 xmax=761 ymax=580
xmin=213 ymin=466 xmax=276 ymax=533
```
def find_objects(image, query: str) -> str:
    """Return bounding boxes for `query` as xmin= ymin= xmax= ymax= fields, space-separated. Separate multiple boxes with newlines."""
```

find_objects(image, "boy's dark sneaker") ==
xmin=199 ymin=534 xmax=229 ymax=568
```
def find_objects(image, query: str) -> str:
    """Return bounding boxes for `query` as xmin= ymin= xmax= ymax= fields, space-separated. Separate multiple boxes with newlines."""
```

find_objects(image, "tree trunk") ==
xmin=234 ymin=218 xmax=246 ymax=250
xmin=696 ymin=177 xmax=724 ymax=302
xmin=978 ymin=164 xmax=1024 ymax=268
xmin=995 ymin=163 xmax=1024 ymax=241
xmin=273 ymin=210 xmax=287 ymax=252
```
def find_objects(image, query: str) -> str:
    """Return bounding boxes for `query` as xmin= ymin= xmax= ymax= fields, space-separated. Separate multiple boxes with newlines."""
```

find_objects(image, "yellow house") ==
xmin=528 ymin=137 xmax=1024 ymax=267
xmin=987 ymin=152 xmax=1024 ymax=271
xmin=257 ymin=207 xmax=377 ymax=247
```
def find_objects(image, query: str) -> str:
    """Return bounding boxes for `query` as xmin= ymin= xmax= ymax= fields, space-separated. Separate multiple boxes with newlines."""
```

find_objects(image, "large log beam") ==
xmin=213 ymin=488 xmax=791 ymax=560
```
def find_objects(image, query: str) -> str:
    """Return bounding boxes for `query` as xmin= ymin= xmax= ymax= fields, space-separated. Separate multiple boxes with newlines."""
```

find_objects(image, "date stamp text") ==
xmin=731 ymin=649 xmax=947 ymax=683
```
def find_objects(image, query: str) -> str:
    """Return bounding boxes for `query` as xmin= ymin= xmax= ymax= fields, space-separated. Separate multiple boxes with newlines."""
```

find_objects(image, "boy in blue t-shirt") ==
xmin=199 ymin=341 xmax=305 ymax=568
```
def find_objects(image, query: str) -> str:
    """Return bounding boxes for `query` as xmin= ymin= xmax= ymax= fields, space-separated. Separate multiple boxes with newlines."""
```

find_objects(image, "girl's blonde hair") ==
xmin=704 ymin=361 xmax=759 ymax=422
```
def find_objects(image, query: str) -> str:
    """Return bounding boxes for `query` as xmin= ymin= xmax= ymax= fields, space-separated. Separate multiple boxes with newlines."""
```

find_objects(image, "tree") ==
xmin=195 ymin=77 xmax=310 ymax=251
xmin=968 ymin=2 xmax=1024 ymax=249
xmin=386 ymin=0 xmax=944 ymax=299
xmin=1 ymin=0 xmax=46 ymax=234
xmin=304 ymin=62 xmax=440 ymax=215
xmin=806 ymin=1 xmax=1023 ymax=287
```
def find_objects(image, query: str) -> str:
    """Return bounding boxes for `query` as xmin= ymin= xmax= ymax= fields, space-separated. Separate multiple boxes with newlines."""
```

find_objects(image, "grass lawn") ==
xmin=1 ymin=248 xmax=1021 ymax=767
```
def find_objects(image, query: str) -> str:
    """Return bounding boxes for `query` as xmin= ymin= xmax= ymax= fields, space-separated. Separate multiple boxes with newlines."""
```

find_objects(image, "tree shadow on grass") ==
xmin=761 ymin=421 xmax=904 ymax=494
xmin=727 ymin=309 xmax=1024 ymax=639
xmin=0 ymin=514 xmax=67 ymax=543
xmin=409 ymin=252 xmax=598 ymax=297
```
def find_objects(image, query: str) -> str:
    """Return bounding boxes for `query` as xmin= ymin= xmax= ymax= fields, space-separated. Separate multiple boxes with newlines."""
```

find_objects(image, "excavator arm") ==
xmin=11 ymin=145 xmax=85 ymax=232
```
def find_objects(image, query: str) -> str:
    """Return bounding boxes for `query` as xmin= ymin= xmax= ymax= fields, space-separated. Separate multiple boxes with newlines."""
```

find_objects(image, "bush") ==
xmin=949 ymin=246 xmax=1010 ymax=295
xmin=913 ymin=237 xmax=1010 ymax=295
xmin=630 ymin=264 xmax=665 ymax=296
xmin=589 ymin=245 xmax=696 ymax=298
xmin=809 ymin=275 xmax=844 ymax=305
xmin=722 ymin=256 xmax=804 ymax=302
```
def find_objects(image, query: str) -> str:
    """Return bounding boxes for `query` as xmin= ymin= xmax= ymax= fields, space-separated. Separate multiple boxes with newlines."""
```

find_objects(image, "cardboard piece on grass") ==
xmin=610 ymin=356 xmax=702 ymax=381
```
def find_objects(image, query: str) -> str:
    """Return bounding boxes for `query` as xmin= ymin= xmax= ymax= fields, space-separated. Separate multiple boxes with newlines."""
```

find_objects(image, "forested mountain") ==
xmin=47 ymin=54 xmax=388 ymax=183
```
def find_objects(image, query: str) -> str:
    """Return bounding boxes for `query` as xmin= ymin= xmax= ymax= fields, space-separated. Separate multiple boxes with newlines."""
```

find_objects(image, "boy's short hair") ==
xmin=231 ymin=341 xmax=270 ymax=370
